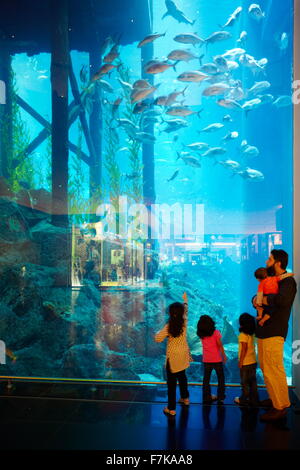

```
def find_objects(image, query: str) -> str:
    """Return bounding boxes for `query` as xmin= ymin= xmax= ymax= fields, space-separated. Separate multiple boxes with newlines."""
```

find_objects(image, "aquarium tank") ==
xmin=0 ymin=0 xmax=294 ymax=385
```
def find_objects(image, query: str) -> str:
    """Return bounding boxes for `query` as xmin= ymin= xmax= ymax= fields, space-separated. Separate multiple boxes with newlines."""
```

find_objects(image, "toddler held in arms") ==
xmin=254 ymin=267 xmax=293 ymax=326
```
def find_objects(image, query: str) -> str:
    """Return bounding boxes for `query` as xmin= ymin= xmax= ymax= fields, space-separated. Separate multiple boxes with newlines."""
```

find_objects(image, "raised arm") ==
xmin=154 ymin=324 xmax=169 ymax=343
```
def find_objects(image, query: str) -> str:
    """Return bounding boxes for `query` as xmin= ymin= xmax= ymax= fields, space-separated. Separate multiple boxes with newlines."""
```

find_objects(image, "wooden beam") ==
xmin=50 ymin=0 xmax=69 ymax=226
xmin=15 ymin=95 xmax=91 ymax=165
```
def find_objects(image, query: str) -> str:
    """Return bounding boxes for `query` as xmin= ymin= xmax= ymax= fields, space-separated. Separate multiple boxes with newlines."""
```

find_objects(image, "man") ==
xmin=253 ymin=249 xmax=297 ymax=422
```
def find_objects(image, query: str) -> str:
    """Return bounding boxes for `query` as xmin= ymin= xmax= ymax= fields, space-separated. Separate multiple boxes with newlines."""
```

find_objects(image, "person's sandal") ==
xmin=179 ymin=398 xmax=190 ymax=405
xmin=163 ymin=407 xmax=176 ymax=416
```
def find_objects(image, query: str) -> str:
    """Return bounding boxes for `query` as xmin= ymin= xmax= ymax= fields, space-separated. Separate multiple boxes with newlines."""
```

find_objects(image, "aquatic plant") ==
xmin=0 ymin=68 xmax=33 ymax=193
xmin=117 ymin=64 xmax=143 ymax=204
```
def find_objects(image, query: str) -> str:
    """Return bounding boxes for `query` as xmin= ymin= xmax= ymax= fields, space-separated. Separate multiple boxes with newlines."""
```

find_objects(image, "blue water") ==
xmin=0 ymin=0 xmax=294 ymax=385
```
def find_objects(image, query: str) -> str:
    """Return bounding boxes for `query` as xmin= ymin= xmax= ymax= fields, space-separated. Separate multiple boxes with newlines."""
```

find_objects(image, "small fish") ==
xmin=217 ymin=99 xmax=242 ymax=109
xmin=134 ymin=132 xmax=156 ymax=144
xmin=213 ymin=55 xmax=228 ymax=72
xmin=247 ymin=81 xmax=271 ymax=97
xmin=162 ymin=118 xmax=189 ymax=133
xmin=239 ymin=54 xmax=267 ymax=75
xmin=167 ymin=49 xmax=201 ymax=62
xmin=133 ymin=100 xmax=150 ymax=114
xmin=202 ymin=147 xmax=227 ymax=157
xmin=225 ymin=86 xmax=245 ymax=101
xmin=205 ymin=31 xmax=232 ymax=46
xmin=145 ymin=60 xmax=179 ymax=74
xmin=237 ymin=31 xmax=247 ymax=46
xmin=138 ymin=32 xmax=166 ymax=48
xmin=236 ymin=167 xmax=264 ymax=181
xmin=98 ymin=79 xmax=114 ymax=93
xmin=166 ymin=105 xmax=202 ymax=117
xmin=133 ymin=79 xmax=151 ymax=89
xmin=184 ymin=142 xmax=209 ymax=152
xmin=273 ymin=95 xmax=292 ymax=108
xmin=37 ymin=75 xmax=48 ymax=80
xmin=177 ymin=152 xmax=201 ymax=168
xmin=173 ymin=33 xmax=204 ymax=46
xmin=101 ymin=36 xmax=114 ymax=56
xmin=92 ymin=63 xmax=120 ymax=80
xmin=165 ymin=86 xmax=188 ymax=106
xmin=242 ymin=98 xmax=262 ymax=113
xmin=131 ymin=84 xmax=159 ymax=104
xmin=177 ymin=70 xmax=208 ymax=83
xmin=242 ymin=145 xmax=259 ymax=157
xmin=162 ymin=0 xmax=195 ymax=26
xmin=222 ymin=131 xmax=239 ymax=141
xmin=277 ymin=32 xmax=288 ymax=51
xmin=220 ymin=6 xmax=243 ymax=28
xmin=257 ymin=94 xmax=274 ymax=104
xmin=118 ymin=147 xmax=129 ymax=152
xmin=125 ymin=172 xmax=140 ymax=180
xmin=222 ymin=48 xmax=246 ymax=60
xmin=248 ymin=4 xmax=265 ymax=21
xmin=167 ymin=169 xmax=180 ymax=182
xmin=199 ymin=123 xmax=224 ymax=133
xmin=218 ymin=159 xmax=240 ymax=170
xmin=202 ymin=83 xmax=230 ymax=97
xmin=227 ymin=60 xmax=240 ymax=71
xmin=223 ymin=114 xmax=233 ymax=122
xmin=80 ymin=67 xmax=89 ymax=83
xmin=199 ymin=63 xmax=219 ymax=74
xmin=154 ymin=95 xmax=169 ymax=106
xmin=104 ymin=44 xmax=120 ymax=63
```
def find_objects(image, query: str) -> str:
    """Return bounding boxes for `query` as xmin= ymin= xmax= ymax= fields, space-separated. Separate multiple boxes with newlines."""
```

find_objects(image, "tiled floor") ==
xmin=0 ymin=381 xmax=299 ymax=450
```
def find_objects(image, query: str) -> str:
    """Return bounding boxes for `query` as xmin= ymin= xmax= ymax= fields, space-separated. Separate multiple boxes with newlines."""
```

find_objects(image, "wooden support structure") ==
xmin=89 ymin=49 xmax=102 ymax=204
xmin=50 ymin=0 xmax=69 ymax=226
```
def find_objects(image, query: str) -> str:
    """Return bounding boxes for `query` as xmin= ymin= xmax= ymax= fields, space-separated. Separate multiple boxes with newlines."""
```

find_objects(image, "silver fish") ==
xmin=236 ymin=167 xmax=264 ymax=181
xmin=166 ymin=105 xmax=202 ymax=117
xmin=257 ymin=94 xmax=274 ymax=104
xmin=222 ymin=48 xmax=246 ymax=60
xmin=242 ymin=145 xmax=259 ymax=157
xmin=277 ymin=32 xmax=288 ymax=51
xmin=199 ymin=63 xmax=219 ymax=74
xmin=220 ymin=7 xmax=243 ymax=28
xmin=98 ymin=79 xmax=114 ymax=93
xmin=242 ymin=98 xmax=262 ymax=113
xmin=203 ymin=83 xmax=231 ymax=97
xmin=134 ymin=132 xmax=156 ymax=144
xmin=117 ymin=78 xmax=133 ymax=93
xmin=205 ymin=31 xmax=232 ymax=45
xmin=237 ymin=31 xmax=247 ymax=46
xmin=177 ymin=70 xmax=209 ymax=82
xmin=222 ymin=131 xmax=239 ymax=141
xmin=213 ymin=55 xmax=228 ymax=72
xmin=223 ymin=114 xmax=233 ymax=122
xmin=138 ymin=32 xmax=166 ymax=48
xmin=184 ymin=142 xmax=209 ymax=152
xmin=217 ymin=99 xmax=242 ymax=109
xmin=173 ymin=33 xmax=204 ymax=46
xmin=248 ymin=4 xmax=265 ymax=21
xmin=247 ymin=81 xmax=271 ymax=97
xmin=167 ymin=49 xmax=201 ymax=62
xmin=199 ymin=123 xmax=224 ymax=133
xmin=165 ymin=86 xmax=188 ymax=106
xmin=162 ymin=118 xmax=189 ymax=133
xmin=202 ymin=147 xmax=227 ymax=157
xmin=273 ymin=95 xmax=292 ymax=107
xmin=218 ymin=159 xmax=240 ymax=170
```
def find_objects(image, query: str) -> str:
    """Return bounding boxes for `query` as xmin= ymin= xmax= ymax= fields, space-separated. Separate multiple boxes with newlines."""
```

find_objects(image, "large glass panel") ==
xmin=0 ymin=0 xmax=294 ymax=384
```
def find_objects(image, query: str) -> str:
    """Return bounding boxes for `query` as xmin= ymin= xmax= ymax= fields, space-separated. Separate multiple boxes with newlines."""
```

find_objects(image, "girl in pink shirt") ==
xmin=197 ymin=315 xmax=227 ymax=404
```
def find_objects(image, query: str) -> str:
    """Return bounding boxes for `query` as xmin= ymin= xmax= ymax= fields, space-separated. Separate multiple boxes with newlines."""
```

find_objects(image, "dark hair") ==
xmin=271 ymin=249 xmax=288 ymax=270
xmin=239 ymin=313 xmax=256 ymax=335
xmin=197 ymin=315 xmax=216 ymax=339
xmin=255 ymin=267 xmax=268 ymax=280
xmin=168 ymin=302 xmax=185 ymax=338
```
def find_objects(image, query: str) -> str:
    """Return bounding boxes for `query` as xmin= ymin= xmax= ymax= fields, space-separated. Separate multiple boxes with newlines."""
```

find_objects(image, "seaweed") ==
xmin=0 ymin=67 xmax=33 ymax=193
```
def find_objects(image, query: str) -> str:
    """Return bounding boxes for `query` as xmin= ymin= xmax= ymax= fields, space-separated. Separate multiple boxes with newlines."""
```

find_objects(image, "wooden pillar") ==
xmin=50 ymin=0 xmax=69 ymax=227
xmin=0 ymin=49 xmax=13 ymax=180
xmin=89 ymin=49 xmax=102 ymax=216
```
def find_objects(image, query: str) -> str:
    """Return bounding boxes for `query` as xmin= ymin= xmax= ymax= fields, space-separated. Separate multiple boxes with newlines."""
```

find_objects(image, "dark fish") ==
xmin=133 ymin=100 xmax=150 ymax=114
xmin=125 ymin=172 xmax=140 ymax=180
xmin=167 ymin=169 xmax=180 ymax=182
xmin=162 ymin=0 xmax=195 ymax=25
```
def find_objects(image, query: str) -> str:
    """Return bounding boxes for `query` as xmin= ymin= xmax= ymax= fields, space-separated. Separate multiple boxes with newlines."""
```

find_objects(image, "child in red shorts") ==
xmin=254 ymin=267 xmax=293 ymax=326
